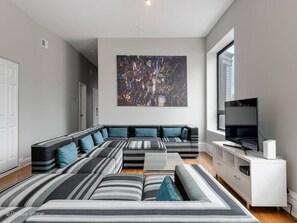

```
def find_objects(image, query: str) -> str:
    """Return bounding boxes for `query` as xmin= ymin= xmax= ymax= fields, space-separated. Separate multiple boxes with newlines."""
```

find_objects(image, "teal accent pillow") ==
xmin=135 ymin=128 xmax=157 ymax=137
xmin=181 ymin=128 xmax=188 ymax=140
xmin=101 ymin=128 xmax=108 ymax=139
xmin=92 ymin=131 xmax=104 ymax=146
xmin=56 ymin=142 xmax=78 ymax=168
xmin=80 ymin=135 xmax=95 ymax=153
xmin=163 ymin=128 xmax=182 ymax=138
xmin=156 ymin=176 xmax=183 ymax=201
xmin=108 ymin=128 xmax=127 ymax=138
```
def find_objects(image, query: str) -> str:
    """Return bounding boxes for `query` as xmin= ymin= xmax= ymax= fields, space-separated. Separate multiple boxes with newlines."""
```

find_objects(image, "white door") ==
xmin=79 ymin=82 xmax=87 ymax=130
xmin=92 ymin=88 xmax=98 ymax=126
xmin=0 ymin=57 xmax=18 ymax=174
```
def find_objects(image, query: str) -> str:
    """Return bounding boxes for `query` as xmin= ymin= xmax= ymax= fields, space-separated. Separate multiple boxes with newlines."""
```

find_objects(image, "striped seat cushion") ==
xmin=125 ymin=140 xmax=166 ymax=150
xmin=86 ymin=143 xmax=125 ymax=173
xmin=90 ymin=174 xmax=144 ymax=201
xmin=50 ymin=157 xmax=116 ymax=175
xmin=0 ymin=207 xmax=38 ymax=223
xmin=0 ymin=174 xmax=103 ymax=207
xmin=143 ymin=174 xmax=174 ymax=201
xmin=162 ymin=137 xmax=198 ymax=157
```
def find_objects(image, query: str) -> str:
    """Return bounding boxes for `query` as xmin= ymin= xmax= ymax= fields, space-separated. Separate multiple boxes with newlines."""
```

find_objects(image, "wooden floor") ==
xmin=0 ymin=152 xmax=294 ymax=223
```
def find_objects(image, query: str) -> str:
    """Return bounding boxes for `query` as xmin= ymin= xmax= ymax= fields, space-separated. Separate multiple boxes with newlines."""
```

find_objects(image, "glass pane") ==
xmin=219 ymin=114 xmax=225 ymax=130
xmin=218 ymin=44 xmax=235 ymax=111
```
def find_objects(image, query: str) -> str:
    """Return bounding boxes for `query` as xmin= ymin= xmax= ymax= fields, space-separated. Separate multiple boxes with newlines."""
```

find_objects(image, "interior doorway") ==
xmin=79 ymin=82 xmax=87 ymax=130
xmin=93 ymin=88 xmax=98 ymax=126
xmin=0 ymin=57 xmax=19 ymax=174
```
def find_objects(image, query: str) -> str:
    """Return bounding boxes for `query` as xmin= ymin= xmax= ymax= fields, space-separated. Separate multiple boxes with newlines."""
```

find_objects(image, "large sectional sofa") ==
xmin=31 ymin=124 xmax=199 ymax=172
xmin=0 ymin=164 xmax=258 ymax=223
xmin=0 ymin=124 xmax=259 ymax=223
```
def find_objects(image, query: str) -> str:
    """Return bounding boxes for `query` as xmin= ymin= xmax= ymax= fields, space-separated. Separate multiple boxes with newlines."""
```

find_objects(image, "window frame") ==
xmin=217 ymin=41 xmax=234 ymax=131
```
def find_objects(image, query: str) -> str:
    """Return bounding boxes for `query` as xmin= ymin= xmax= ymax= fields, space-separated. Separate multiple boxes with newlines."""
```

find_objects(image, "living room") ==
xmin=0 ymin=0 xmax=296 ymax=222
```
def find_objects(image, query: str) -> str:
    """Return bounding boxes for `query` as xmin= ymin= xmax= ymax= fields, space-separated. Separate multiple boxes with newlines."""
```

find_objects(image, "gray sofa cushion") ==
xmin=50 ymin=157 xmax=116 ymax=175
xmin=90 ymin=174 xmax=144 ymax=201
xmin=31 ymin=136 xmax=73 ymax=173
xmin=0 ymin=174 xmax=103 ymax=207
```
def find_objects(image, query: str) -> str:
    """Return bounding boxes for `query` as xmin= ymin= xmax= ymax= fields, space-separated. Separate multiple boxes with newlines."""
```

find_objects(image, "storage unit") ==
xmin=212 ymin=141 xmax=287 ymax=208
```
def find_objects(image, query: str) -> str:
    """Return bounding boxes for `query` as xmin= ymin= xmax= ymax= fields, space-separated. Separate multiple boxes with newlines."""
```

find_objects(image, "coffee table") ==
xmin=143 ymin=153 xmax=184 ymax=174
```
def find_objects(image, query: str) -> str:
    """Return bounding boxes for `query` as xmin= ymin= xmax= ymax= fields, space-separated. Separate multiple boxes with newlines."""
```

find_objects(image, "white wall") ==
xmin=206 ymin=0 xmax=297 ymax=197
xmin=98 ymin=38 xmax=206 ymax=141
xmin=0 ymin=0 xmax=97 ymax=168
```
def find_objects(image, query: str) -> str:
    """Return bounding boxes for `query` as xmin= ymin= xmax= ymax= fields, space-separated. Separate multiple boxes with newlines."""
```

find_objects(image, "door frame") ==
xmin=92 ymin=88 xmax=98 ymax=126
xmin=78 ymin=82 xmax=87 ymax=131
xmin=0 ymin=56 xmax=20 ymax=174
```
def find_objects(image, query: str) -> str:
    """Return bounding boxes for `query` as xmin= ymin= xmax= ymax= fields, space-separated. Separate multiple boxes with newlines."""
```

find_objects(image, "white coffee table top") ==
xmin=143 ymin=153 xmax=184 ymax=173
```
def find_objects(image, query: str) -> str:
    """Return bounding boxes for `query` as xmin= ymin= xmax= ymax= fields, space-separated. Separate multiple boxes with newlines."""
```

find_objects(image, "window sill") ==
xmin=207 ymin=129 xmax=225 ymax=136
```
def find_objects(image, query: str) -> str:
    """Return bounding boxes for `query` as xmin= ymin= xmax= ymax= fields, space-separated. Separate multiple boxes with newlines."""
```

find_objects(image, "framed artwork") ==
xmin=117 ymin=55 xmax=187 ymax=107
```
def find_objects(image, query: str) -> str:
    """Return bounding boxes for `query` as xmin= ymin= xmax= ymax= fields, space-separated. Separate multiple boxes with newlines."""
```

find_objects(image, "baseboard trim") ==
xmin=283 ymin=189 xmax=297 ymax=218
xmin=199 ymin=142 xmax=213 ymax=156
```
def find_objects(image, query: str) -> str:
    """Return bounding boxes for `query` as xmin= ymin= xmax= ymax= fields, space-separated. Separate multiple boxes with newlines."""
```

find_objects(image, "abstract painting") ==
xmin=117 ymin=55 xmax=187 ymax=107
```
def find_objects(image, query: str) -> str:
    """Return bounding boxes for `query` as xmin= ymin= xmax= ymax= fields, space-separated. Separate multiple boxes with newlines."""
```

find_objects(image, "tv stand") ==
xmin=212 ymin=141 xmax=287 ymax=208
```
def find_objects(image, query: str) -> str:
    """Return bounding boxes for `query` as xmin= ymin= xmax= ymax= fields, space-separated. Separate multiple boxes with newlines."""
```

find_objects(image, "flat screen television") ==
xmin=225 ymin=98 xmax=259 ymax=151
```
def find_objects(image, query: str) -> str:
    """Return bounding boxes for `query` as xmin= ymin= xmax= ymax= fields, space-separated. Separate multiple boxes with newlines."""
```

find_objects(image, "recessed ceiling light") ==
xmin=145 ymin=0 xmax=151 ymax=6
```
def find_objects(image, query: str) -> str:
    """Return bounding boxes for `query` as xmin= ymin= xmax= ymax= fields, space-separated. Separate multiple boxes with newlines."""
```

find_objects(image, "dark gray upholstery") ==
xmin=0 ymin=174 xmax=103 ymax=207
xmin=31 ymin=136 xmax=73 ymax=173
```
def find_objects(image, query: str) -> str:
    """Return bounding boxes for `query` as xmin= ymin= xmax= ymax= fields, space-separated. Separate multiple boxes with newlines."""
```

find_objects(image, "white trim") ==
xmin=283 ymin=189 xmax=297 ymax=218
xmin=0 ymin=163 xmax=31 ymax=178
xmin=199 ymin=142 xmax=213 ymax=156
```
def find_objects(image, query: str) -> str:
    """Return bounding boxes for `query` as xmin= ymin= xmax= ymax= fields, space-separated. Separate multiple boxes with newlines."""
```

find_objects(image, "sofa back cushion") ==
xmin=101 ymin=128 xmax=108 ymax=139
xmin=108 ymin=127 xmax=128 ymax=138
xmin=135 ymin=128 xmax=157 ymax=137
xmin=129 ymin=125 xmax=161 ymax=138
xmin=163 ymin=127 xmax=182 ymax=138
xmin=180 ymin=128 xmax=188 ymax=140
xmin=80 ymin=135 xmax=95 ymax=153
xmin=56 ymin=142 xmax=78 ymax=168
xmin=68 ymin=131 xmax=90 ymax=154
xmin=92 ymin=131 xmax=104 ymax=146
xmin=175 ymin=165 xmax=211 ymax=202
xmin=31 ymin=136 xmax=73 ymax=173
xmin=156 ymin=176 xmax=183 ymax=201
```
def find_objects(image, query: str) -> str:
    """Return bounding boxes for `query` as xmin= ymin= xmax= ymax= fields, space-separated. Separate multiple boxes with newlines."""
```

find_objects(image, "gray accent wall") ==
xmin=98 ymin=38 xmax=206 ymax=142
xmin=206 ymin=0 xmax=297 ymax=195
xmin=0 ymin=0 xmax=97 ymax=167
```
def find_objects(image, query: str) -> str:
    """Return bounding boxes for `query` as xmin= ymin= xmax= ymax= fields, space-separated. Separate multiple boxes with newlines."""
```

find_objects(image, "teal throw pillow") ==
xmin=101 ymin=128 xmax=108 ymax=139
xmin=163 ymin=128 xmax=182 ymax=138
xmin=56 ymin=142 xmax=78 ymax=168
xmin=108 ymin=128 xmax=127 ymax=138
xmin=80 ymin=135 xmax=95 ymax=153
xmin=156 ymin=176 xmax=183 ymax=201
xmin=135 ymin=128 xmax=157 ymax=137
xmin=181 ymin=128 xmax=188 ymax=140
xmin=92 ymin=131 xmax=104 ymax=146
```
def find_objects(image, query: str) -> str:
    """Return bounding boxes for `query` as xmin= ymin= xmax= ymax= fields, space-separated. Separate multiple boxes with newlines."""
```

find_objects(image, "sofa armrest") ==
xmin=185 ymin=125 xmax=199 ymax=153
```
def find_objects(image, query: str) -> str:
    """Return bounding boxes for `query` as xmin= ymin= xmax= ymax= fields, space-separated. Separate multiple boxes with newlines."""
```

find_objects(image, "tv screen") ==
xmin=225 ymin=98 xmax=259 ymax=151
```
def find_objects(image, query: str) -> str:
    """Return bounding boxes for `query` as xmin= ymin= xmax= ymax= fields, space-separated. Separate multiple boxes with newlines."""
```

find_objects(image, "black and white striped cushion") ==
xmin=0 ymin=174 xmax=103 ymax=207
xmin=143 ymin=174 xmax=174 ymax=201
xmin=0 ymin=207 xmax=38 ymax=223
xmin=50 ymin=157 xmax=116 ymax=175
xmin=125 ymin=140 xmax=166 ymax=150
xmin=86 ymin=141 xmax=126 ymax=173
xmin=90 ymin=174 xmax=144 ymax=201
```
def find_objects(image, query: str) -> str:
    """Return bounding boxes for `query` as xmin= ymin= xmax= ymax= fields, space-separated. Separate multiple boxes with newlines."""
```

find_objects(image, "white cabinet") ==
xmin=212 ymin=141 xmax=287 ymax=208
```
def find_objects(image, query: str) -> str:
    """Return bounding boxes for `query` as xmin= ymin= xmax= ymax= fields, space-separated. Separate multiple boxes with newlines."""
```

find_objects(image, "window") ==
xmin=217 ymin=41 xmax=235 ymax=130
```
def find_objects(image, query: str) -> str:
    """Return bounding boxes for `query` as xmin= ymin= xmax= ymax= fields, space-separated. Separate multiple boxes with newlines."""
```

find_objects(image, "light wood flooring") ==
xmin=0 ymin=152 xmax=295 ymax=223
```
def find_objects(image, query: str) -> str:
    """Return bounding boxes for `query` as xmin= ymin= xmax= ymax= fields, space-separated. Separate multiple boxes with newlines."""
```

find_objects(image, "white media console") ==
xmin=212 ymin=141 xmax=287 ymax=208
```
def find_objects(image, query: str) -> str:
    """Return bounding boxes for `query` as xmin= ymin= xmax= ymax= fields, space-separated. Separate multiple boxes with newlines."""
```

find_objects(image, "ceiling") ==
xmin=11 ymin=0 xmax=234 ymax=66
